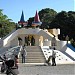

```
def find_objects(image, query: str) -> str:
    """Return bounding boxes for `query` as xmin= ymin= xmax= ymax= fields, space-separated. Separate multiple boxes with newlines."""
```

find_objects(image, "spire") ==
xmin=18 ymin=11 xmax=28 ymax=27
xmin=32 ymin=10 xmax=42 ymax=27
xmin=20 ymin=11 xmax=25 ymax=22
xmin=34 ymin=10 xmax=40 ymax=22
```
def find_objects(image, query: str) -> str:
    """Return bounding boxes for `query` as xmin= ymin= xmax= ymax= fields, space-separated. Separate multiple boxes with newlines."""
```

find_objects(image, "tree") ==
xmin=27 ymin=8 xmax=57 ymax=29
xmin=0 ymin=9 xmax=15 ymax=38
xmin=28 ymin=17 xmax=34 ymax=27
xmin=50 ymin=11 xmax=75 ymax=40
xmin=39 ymin=8 xmax=57 ymax=29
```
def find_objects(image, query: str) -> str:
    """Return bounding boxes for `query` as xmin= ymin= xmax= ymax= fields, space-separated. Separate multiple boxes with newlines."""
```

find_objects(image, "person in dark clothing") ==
xmin=52 ymin=50 xmax=56 ymax=66
xmin=14 ymin=55 xmax=18 ymax=69
xmin=18 ymin=37 xmax=22 ymax=46
xmin=25 ymin=36 xmax=28 ymax=46
xmin=31 ymin=36 xmax=35 ymax=46
xmin=3 ymin=54 xmax=6 ymax=60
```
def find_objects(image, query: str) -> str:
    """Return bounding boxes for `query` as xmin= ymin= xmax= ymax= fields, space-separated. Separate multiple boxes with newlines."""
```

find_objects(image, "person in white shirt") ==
xmin=21 ymin=46 xmax=27 ymax=63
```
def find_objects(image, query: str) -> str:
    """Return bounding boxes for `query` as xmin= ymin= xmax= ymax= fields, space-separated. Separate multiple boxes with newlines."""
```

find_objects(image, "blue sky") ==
xmin=0 ymin=0 xmax=74 ymax=23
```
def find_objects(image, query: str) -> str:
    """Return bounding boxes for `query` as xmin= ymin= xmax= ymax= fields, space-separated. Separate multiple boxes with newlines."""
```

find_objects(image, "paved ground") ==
xmin=0 ymin=64 xmax=75 ymax=75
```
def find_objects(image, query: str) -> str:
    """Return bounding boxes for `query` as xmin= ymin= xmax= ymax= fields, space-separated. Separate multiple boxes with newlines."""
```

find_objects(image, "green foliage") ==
xmin=28 ymin=8 xmax=57 ymax=29
xmin=27 ymin=9 xmax=75 ymax=40
xmin=0 ymin=8 xmax=75 ymax=41
xmin=28 ymin=17 xmax=34 ymax=27
xmin=39 ymin=8 xmax=57 ymax=29
xmin=39 ymin=8 xmax=57 ymax=22
xmin=70 ymin=39 xmax=75 ymax=48
xmin=51 ymin=11 xmax=75 ymax=40
xmin=0 ymin=9 xmax=15 ymax=38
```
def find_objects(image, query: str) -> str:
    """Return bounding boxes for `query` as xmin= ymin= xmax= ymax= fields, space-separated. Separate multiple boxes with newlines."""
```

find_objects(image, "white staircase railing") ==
xmin=0 ymin=46 xmax=20 ymax=59
xmin=41 ymin=46 xmax=74 ymax=64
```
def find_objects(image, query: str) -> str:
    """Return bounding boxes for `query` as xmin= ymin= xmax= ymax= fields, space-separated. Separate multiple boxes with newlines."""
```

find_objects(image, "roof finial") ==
xmin=32 ymin=10 xmax=42 ymax=27
xmin=34 ymin=10 xmax=40 ymax=22
xmin=20 ymin=11 xmax=25 ymax=22
xmin=18 ymin=11 xmax=28 ymax=27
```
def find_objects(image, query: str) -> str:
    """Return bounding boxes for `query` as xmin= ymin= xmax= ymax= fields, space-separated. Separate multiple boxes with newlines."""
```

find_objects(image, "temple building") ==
xmin=0 ymin=11 xmax=74 ymax=64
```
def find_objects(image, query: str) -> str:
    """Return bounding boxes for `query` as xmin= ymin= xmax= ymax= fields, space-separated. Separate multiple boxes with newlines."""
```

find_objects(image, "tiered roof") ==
xmin=18 ymin=11 xmax=27 ymax=27
xmin=32 ymin=10 xmax=42 ymax=26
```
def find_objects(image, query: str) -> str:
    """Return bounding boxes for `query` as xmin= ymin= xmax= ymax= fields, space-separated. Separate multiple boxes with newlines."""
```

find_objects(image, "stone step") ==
xmin=19 ymin=52 xmax=44 ymax=57
xmin=19 ymin=59 xmax=45 ymax=63
xmin=26 ymin=46 xmax=40 ymax=48
xmin=19 ymin=58 xmax=45 ymax=60
xmin=26 ymin=50 xmax=42 ymax=52
xmin=19 ymin=55 xmax=44 ymax=57
xmin=19 ymin=46 xmax=46 ymax=63
xmin=19 ymin=57 xmax=45 ymax=63
xmin=26 ymin=48 xmax=42 ymax=51
xmin=25 ymin=46 xmax=41 ymax=52
xmin=19 ymin=56 xmax=45 ymax=59
xmin=26 ymin=52 xmax=44 ymax=55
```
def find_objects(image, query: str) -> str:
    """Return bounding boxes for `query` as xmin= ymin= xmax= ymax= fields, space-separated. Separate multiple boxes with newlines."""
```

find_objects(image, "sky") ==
xmin=0 ymin=0 xmax=74 ymax=23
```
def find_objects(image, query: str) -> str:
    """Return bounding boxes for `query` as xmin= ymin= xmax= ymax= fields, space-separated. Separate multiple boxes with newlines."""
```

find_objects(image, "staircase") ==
xmin=19 ymin=46 xmax=46 ymax=63
xmin=41 ymin=46 xmax=74 ymax=64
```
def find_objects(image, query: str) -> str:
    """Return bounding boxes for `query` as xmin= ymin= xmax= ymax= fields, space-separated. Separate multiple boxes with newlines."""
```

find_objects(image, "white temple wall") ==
xmin=10 ymin=37 xmax=18 ymax=47
xmin=42 ymin=40 xmax=67 ymax=50
xmin=4 ymin=37 xmax=18 ymax=47
xmin=3 ymin=30 xmax=18 ymax=47
xmin=35 ymin=35 xmax=39 ymax=46
xmin=55 ymin=41 xmax=67 ymax=50
xmin=38 ymin=30 xmax=53 ymax=41
xmin=17 ymin=28 xmax=41 ymax=34
xmin=43 ymin=40 xmax=51 ymax=46
xmin=3 ymin=41 xmax=10 ymax=47
xmin=52 ymin=28 xmax=60 ymax=38
xmin=2 ymin=28 xmax=61 ymax=47
xmin=6 ymin=34 xmax=41 ymax=47
xmin=8 ymin=34 xmax=26 ymax=47
xmin=39 ymin=36 xmax=43 ymax=46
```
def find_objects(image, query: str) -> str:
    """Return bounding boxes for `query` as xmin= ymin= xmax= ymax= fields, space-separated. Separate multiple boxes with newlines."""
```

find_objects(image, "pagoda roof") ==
xmin=32 ymin=10 xmax=42 ymax=26
xmin=34 ymin=10 xmax=40 ymax=22
xmin=18 ymin=11 xmax=28 ymax=27
xmin=20 ymin=11 xmax=25 ymax=22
